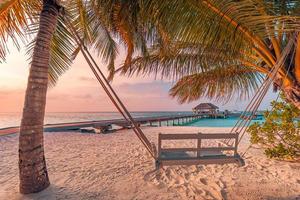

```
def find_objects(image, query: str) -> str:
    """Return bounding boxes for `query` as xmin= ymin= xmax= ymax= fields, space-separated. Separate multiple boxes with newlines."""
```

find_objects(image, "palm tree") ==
xmin=0 ymin=0 xmax=167 ymax=194
xmin=119 ymin=0 xmax=300 ymax=109
xmin=1 ymin=0 xmax=63 ymax=193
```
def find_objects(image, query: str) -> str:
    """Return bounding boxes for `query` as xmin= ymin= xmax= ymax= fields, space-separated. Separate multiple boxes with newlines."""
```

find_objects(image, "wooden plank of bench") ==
xmin=200 ymin=147 xmax=235 ymax=151
xmin=199 ymin=133 xmax=237 ymax=139
xmin=161 ymin=147 xmax=198 ymax=152
xmin=159 ymin=133 xmax=237 ymax=140
xmin=197 ymin=132 xmax=201 ymax=157
xmin=159 ymin=133 xmax=198 ymax=140
xmin=159 ymin=156 xmax=241 ymax=166
xmin=160 ymin=147 xmax=234 ymax=153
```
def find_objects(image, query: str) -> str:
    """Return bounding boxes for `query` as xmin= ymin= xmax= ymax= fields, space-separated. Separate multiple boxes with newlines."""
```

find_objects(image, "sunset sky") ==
xmin=0 ymin=42 xmax=277 ymax=113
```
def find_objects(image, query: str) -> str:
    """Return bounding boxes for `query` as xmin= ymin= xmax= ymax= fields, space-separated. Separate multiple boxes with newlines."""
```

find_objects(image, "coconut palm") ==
xmin=0 ymin=0 xmax=162 ymax=194
xmin=0 ymin=0 xmax=77 ymax=194
xmin=119 ymin=0 xmax=300 ymax=108
xmin=1 ymin=0 xmax=64 ymax=193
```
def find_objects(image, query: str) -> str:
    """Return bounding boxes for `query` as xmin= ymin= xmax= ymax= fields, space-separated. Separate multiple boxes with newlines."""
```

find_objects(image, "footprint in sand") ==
xmin=199 ymin=178 xmax=208 ymax=185
xmin=173 ymin=176 xmax=185 ymax=185
xmin=216 ymin=180 xmax=225 ymax=188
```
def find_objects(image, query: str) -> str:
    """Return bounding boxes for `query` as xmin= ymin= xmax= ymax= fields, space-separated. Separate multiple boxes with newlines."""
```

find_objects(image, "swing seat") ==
xmin=160 ymin=150 xmax=225 ymax=159
xmin=155 ymin=132 xmax=244 ymax=169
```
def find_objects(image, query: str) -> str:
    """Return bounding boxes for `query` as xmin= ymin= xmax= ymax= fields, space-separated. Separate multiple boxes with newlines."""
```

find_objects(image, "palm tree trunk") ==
xmin=19 ymin=0 xmax=60 ymax=194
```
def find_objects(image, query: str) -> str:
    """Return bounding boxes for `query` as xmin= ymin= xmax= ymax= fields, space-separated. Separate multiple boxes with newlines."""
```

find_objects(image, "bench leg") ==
xmin=155 ymin=160 xmax=161 ymax=170
xmin=236 ymin=157 xmax=245 ymax=167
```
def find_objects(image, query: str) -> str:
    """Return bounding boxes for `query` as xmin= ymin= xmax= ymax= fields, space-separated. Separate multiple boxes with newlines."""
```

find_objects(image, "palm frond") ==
xmin=26 ymin=15 xmax=76 ymax=86
xmin=0 ymin=0 xmax=41 ymax=62
xmin=170 ymin=65 xmax=264 ymax=103
xmin=143 ymin=0 xmax=300 ymax=65
xmin=118 ymin=44 xmax=262 ymax=80
xmin=86 ymin=0 xmax=153 ymax=80
xmin=88 ymin=6 xmax=118 ymax=80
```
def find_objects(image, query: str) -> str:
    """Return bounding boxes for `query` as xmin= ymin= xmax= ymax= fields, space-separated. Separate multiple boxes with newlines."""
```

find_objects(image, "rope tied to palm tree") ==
xmin=240 ymin=39 xmax=297 ymax=158
xmin=225 ymin=33 xmax=297 ymax=153
xmin=62 ymin=12 xmax=156 ymax=159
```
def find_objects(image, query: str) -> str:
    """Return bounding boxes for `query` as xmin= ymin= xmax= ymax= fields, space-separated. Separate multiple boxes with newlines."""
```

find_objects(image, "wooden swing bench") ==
xmin=154 ymin=132 xmax=244 ymax=169
xmin=69 ymin=18 xmax=295 ymax=170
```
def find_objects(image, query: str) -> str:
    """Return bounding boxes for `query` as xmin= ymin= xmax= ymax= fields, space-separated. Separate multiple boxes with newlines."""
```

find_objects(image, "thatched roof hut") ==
xmin=193 ymin=103 xmax=219 ymax=114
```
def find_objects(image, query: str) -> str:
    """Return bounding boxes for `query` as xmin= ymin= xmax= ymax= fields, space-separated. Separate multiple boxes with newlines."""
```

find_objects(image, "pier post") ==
xmin=166 ymin=120 xmax=169 ymax=126
xmin=159 ymin=121 xmax=161 ymax=127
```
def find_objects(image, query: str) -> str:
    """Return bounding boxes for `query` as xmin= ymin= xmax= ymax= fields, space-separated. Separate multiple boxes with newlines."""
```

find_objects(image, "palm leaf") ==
xmin=88 ymin=0 xmax=156 ymax=80
xmin=118 ymin=44 xmax=262 ymax=80
xmin=0 ymin=0 xmax=41 ymax=62
xmin=142 ymin=0 xmax=300 ymax=67
xmin=170 ymin=65 xmax=264 ymax=103
xmin=26 ymin=15 xmax=76 ymax=87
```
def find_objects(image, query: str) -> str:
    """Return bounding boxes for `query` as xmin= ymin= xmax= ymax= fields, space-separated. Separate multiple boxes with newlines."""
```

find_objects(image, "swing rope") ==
xmin=63 ymin=10 xmax=296 ymax=162
xmin=240 ymin=43 xmax=296 ymax=157
xmin=64 ymin=16 xmax=156 ymax=159
xmin=225 ymin=34 xmax=297 ymax=149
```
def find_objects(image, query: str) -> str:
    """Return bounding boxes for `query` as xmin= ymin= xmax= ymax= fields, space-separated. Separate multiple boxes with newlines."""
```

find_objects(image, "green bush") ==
xmin=248 ymin=97 xmax=300 ymax=160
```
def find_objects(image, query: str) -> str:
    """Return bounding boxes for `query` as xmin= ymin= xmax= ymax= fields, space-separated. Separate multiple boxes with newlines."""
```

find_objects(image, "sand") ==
xmin=0 ymin=126 xmax=299 ymax=200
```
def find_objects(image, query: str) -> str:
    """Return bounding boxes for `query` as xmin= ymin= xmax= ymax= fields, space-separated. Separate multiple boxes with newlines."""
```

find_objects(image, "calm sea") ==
xmin=187 ymin=117 xmax=264 ymax=127
xmin=0 ymin=112 xmax=265 ymax=129
xmin=0 ymin=112 xmax=193 ymax=129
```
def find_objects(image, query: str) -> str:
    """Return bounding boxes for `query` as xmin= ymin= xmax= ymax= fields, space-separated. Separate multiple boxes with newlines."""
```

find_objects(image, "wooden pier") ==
xmin=0 ymin=114 xmax=203 ymax=136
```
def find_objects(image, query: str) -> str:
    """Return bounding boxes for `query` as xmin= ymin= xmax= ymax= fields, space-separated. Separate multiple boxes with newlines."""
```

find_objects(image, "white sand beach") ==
xmin=0 ymin=126 xmax=299 ymax=200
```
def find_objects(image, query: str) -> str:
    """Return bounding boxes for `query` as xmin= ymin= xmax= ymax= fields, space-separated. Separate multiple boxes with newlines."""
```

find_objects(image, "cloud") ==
xmin=78 ymin=76 xmax=95 ymax=82
xmin=74 ymin=94 xmax=93 ymax=99
xmin=0 ymin=88 xmax=24 ymax=97
xmin=116 ymin=81 xmax=172 ymax=97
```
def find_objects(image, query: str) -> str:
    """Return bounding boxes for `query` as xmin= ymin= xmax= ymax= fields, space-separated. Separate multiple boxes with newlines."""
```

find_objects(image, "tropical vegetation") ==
xmin=249 ymin=95 xmax=300 ymax=160
xmin=2 ymin=0 xmax=300 ymax=194
xmin=119 ymin=0 xmax=300 ymax=110
xmin=0 ymin=0 xmax=164 ymax=194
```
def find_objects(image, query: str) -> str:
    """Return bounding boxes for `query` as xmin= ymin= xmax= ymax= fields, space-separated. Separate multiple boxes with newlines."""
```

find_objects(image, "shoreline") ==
xmin=1 ymin=126 xmax=299 ymax=200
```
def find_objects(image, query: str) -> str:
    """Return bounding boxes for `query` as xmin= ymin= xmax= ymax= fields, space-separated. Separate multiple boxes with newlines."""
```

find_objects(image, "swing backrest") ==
xmin=158 ymin=132 xmax=239 ymax=159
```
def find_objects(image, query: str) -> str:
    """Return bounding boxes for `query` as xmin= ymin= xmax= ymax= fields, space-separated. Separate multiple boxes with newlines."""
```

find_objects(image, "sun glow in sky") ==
xmin=0 ymin=42 xmax=277 ymax=113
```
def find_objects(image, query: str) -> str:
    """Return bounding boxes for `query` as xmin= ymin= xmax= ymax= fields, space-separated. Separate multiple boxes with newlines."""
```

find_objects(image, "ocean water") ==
xmin=0 ymin=112 xmax=265 ymax=129
xmin=187 ymin=116 xmax=265 ymax=127
xmin=0 ymin=112 xmax=193 ymax=129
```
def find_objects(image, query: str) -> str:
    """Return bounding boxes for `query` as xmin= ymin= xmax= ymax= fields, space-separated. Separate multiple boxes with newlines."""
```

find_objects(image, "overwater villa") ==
xmin=192 ymin=103 xmax=219 ymax=114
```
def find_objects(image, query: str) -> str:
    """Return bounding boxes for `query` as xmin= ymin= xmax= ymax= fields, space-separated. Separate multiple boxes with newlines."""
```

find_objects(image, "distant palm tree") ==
xmin=120 ymin=0 xmax=300 ymax=109
xmin=0 ymin=0 xmax=162 ymax=194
